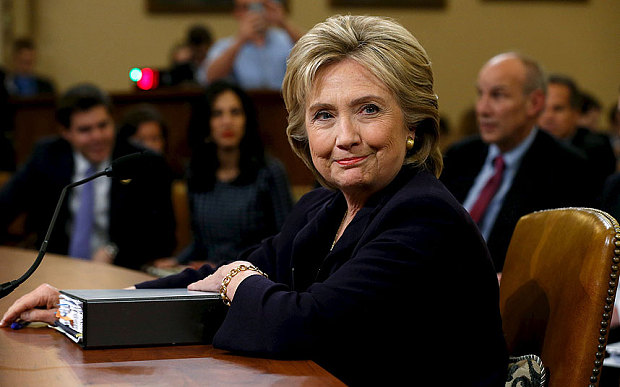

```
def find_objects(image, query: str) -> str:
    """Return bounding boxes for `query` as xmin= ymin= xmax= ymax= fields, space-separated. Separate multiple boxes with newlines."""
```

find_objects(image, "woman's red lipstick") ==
xmin=336 ymin=156 xmax=367 ymax=166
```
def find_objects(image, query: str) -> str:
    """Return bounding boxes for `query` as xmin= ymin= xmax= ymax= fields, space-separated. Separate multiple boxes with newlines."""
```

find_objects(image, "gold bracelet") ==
xmin=220 ymin=264 xmax=267 ymax=306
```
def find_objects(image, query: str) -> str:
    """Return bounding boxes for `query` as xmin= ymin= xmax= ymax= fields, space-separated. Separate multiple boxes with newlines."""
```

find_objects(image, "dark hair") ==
xmin=580 ymin=91 xmax=601 ymax=114
xmin=187 ymin=81 xmax=265 ymax=192
xmin=55 ymin=83 xmax=112 ymax=128
xmin=187 ymin=25 xmax=213 ymax=47
xmin=548 ymin=74 xmax=582 ymax=110
xmin=13 ymin=37 xmax=34 ymax=52
xmin=117 ymin=103 xmax=168 ymax=146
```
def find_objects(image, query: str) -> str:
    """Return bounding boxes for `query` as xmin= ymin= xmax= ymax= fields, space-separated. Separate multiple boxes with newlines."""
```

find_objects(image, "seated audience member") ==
xmin=1 ymin=16 xmax=507 ymax=385
xmin=164 ymin=25 xmax=214 ymax=87
xmin=155 ymin=80 xmax=292 ymax=269
xmin=201 ymin=0 xmax=303 ymax=89
xmin=170 ymin=42 xmax=192 ymax=66
xmin=602 ymin=88 xmax=620 ymax=336
xmin=578 ymin=91 xmax=603 ymax=132
xmin=116 ymin=104 xmax=167 ymax=155
xmin=187 ymin=24 xmax=213 ymax=82
xmin=0 ymin=84 xmax=175 ymax=269
xmin=4 ymin=38 xmax=55 ymax=97
xmin=608 ymin=93 xmax=620 ymax=167
xmin=441 ymin=53 xmax=595 ymax=272
xmin=538 ymin=74 xmax=616 ymax=194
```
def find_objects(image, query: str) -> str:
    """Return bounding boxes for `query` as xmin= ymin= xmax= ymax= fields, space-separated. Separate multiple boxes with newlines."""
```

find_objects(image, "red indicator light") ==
xmin=136 ymin=68 xmax=159 ymax=90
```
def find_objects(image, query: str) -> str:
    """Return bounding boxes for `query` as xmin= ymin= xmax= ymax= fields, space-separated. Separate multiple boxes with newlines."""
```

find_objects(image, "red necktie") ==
xmin=469 ymin=155 xmax=505 ymax=224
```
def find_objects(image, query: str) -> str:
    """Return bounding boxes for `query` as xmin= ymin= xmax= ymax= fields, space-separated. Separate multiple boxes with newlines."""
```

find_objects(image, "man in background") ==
xmin=0 ymin=84 xmax=175 ymax=269
xmin=202 ymin=0 xmax=302 ymax=90
xmin=538 ymin=74 xmax=616 ymax=194
xmin=441 ymin=52 xmax=594 ymax=272
xmin=4 ymin=38 xmax=55 ymax=97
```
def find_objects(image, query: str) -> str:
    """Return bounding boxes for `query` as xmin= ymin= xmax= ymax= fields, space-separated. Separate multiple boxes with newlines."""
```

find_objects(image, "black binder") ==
xmin=56 ymin=288 xmax=226 ymax=349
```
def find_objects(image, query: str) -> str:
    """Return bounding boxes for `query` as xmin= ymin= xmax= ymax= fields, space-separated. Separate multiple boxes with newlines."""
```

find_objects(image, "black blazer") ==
xmin=441 ymin=129 xmax=595 ymax=271
xmin=137 ymin=167 xmax=507 ymax=386
xmin=570 ymin=126 xmax=616 ymax=195
xmin=0 ymin=136 xmax=175 ymax=269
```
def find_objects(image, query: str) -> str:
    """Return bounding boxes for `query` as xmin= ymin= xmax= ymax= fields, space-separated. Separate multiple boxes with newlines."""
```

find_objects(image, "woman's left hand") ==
xmin=188 ymin=261 xmax=262 ymax=302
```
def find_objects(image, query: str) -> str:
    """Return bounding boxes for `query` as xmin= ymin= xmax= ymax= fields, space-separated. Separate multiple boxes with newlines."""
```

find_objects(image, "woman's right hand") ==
xmin=0 ymin=283 xmax=60 ymax=327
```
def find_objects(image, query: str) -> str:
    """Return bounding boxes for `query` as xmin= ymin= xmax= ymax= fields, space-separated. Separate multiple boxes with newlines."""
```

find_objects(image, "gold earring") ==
xmin=406 ymin=136 xmax=415 ymax=150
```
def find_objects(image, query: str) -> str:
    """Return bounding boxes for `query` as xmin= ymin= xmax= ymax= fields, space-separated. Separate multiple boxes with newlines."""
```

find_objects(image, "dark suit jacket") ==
xmin=601 ymin=173 xmax=620 ymax=223
xmin=441 ymin=129 xmax=595 ymax=271
xmin=137 ymin=167 xmax=507 ymax=386
xmin=570 ymin=126 xmax=616 ymax=195
xmin=0 ymin=136 xmax=176 ymax=269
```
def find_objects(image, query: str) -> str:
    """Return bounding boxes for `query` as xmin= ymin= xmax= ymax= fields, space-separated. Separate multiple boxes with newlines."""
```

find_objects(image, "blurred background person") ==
xmin=441 ymin=53 xmax=595 ymax=272
xmin=4 ymin=37 xmax=55 ymax=97
xmin=154 ymin=80 xmax=292 ymax=269
xmin=116 ymin=104 xmax=167 ymax=155
xmin=578 ymin=90 xmax=603 ymax=133
xmin=538 ymin=74 xmax=615 ymax=195
xmin=160 ymin=25 xmax=214 ymax=87
xmin=607 ymin=92 xmax=620 ymax=169
xmin=202 ymin=0 xmax=303 ymax=89
xmin=0 ymin=84 xmax=176 ymax=269
xmin=187 ymin=24 xmax=214 ymax=80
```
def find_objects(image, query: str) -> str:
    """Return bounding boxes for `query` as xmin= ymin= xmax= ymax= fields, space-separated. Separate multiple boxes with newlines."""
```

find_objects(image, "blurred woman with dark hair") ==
xmin=164 ymin=80 xmax=292 ymax=268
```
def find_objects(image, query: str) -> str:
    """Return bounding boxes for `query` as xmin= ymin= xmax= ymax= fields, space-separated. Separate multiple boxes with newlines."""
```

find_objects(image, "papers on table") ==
xmin=54 ymin=294 xmax=84 ymax=343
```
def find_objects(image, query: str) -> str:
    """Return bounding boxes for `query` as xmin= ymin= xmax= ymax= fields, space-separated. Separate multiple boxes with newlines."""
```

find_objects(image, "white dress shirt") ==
xmin=68 ymin=153 xmax=111 ymax=258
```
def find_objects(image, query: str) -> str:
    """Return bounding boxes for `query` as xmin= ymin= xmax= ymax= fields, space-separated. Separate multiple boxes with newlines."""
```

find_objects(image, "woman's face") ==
xmin=305 ymin=59 xmax=410 ymax=201
xmin=210 ymin=90 xmax=246 ymax=150
xmin=131 ymin=121 xmax=165 ymax=154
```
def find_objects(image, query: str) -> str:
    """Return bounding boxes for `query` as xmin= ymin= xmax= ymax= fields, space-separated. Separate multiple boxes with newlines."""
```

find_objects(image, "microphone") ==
xmin=104 ymin=150 xmax=160 ymax=180
xmin=0 ymin=151 xmax=153 ymax=299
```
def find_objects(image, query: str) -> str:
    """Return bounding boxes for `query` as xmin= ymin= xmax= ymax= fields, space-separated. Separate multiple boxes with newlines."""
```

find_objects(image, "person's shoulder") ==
xmin=31 ymin=136 xmax=71 ymax=157
xmin=388 ymin=168 xmax=464 ymax=216
xmin=295 ymin=185 xmax=335 ymax=209
xmin=530 ymin=129 xmax=587 ymax=163
xmin=374 ymin=168 xmax=476 ymax=240
xmin=263 ymin=156 xmax=287 ymax=173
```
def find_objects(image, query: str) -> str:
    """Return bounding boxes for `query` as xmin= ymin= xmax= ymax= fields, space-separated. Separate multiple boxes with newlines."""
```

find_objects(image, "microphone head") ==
xmin=105 ymin=151 xmax=161 ymax=180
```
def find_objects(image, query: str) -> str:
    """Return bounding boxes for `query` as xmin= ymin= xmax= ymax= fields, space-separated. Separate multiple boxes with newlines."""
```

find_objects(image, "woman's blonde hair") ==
xmin=282 ymin=15 xmax=442 ymax=188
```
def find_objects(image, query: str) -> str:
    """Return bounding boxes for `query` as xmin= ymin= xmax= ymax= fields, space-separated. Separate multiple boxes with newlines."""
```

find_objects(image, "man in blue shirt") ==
xmin=441 ymin=52 xmax=594 ymax=271
xmin=200 ymin=0 xmax=302 ymax=90
xmin=4 ymin=38 xmax=55 ymax=97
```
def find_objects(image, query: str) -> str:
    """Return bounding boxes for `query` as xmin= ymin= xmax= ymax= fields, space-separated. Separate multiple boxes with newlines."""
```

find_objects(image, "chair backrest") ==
xmin=500 ymin=208 xmax=619 ymax=387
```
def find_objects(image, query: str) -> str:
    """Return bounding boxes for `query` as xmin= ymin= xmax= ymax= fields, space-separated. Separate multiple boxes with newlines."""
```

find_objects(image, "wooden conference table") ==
xmin=0 ymin=247 xmax=343 ymax=386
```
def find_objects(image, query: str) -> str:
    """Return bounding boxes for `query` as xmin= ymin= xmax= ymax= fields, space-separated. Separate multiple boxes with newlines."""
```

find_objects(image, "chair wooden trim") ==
xmin=500 ymin=207 xmax=619 ymax=387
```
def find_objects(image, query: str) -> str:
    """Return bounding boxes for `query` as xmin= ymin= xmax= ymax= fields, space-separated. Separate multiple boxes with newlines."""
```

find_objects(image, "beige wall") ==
xmin=19 ymin=0 xmax=620 ymax=131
